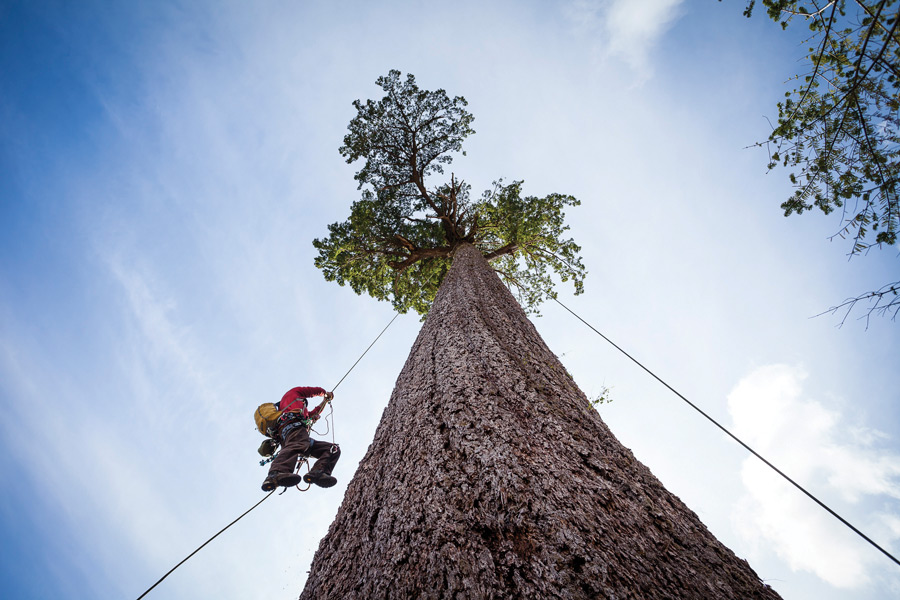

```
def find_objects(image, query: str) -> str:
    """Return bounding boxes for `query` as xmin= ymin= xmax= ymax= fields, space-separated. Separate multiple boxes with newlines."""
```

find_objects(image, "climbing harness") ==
xmin=134 ymin=311 xmax=401 ymax=599
xmin=551 ymin=296 xmax=900 ymax=570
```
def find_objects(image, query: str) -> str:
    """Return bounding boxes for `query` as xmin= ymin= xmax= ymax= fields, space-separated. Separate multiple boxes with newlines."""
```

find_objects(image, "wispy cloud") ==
xmin=0 ymin=308 xmax=184 ymax=598
xmin=104 ymin=255 xmax=213 ymax=407
xmin=728 ymin=365 xmax=900 ymax=588
xmin=561 ymin=0 xmax=685 ymax=75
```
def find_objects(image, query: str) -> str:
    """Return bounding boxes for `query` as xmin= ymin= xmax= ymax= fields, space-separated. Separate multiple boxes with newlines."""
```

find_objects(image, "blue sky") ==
xmin=1 ymin=1 xmax=899 ymax=599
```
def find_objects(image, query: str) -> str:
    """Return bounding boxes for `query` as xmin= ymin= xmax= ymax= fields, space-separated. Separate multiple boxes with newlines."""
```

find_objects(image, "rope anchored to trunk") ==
xmin=552 ymin=296 xmax=900 ymax=571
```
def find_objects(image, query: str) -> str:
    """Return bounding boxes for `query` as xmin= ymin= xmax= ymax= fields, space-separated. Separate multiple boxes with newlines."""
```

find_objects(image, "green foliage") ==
xmin=740 ymin=0 xmax=900 ymax=323
xmin=312 ymin=187 xmax=451 ymax=316
xmin=314 ymin=71 xmax=586 ymax=316
xmin=477 ymin=181 xmax=585 ymax=313
xmin=589 ymin=384 xmax=614 ymax=408
xmin=339 ymin=70 xmax=475 ymax=197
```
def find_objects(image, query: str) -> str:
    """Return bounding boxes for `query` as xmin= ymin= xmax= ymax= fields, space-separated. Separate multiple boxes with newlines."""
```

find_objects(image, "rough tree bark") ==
xmin=300 ymin=243 xmax=780 ymax=599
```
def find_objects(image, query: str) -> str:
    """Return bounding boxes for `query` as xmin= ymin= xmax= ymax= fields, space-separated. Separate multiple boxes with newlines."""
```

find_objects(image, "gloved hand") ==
xmin=325 ymin=391 xmax=334 ymax=401
xmin=258 ymin=438 xmax=278 ymax=457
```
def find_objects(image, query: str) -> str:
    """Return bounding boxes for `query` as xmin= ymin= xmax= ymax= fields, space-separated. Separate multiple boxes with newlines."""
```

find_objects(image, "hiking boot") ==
xmin=277 ymin=473 xmax=303 ymax=487
xmin=261 ymin=472 xmax=302 ymax=491
xmin=303 ymin=471 xmax=337 ymax=488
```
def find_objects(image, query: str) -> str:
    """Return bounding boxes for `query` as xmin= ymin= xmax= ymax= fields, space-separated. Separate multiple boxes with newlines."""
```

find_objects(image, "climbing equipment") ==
xmin=254 ymin=402 xmax=283 ymax=435
xmin=330 ymin=312 xmax=400 ymax=393
xmin=258 ymin=438 xmax=278 ymax=458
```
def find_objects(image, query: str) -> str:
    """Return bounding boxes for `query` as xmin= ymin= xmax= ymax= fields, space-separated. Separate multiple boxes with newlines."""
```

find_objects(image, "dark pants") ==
xmin=268 ymin=426 xmax=340 ymax=478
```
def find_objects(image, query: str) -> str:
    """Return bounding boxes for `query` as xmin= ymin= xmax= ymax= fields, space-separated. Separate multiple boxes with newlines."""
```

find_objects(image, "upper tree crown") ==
xmin=314 ymin=70 xmax=586 ymax=316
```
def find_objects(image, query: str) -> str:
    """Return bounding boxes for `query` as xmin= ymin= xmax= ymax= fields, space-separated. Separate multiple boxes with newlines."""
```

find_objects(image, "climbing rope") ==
xmin=315 ymin=311 xmax=400 ymax=447
xmin=135 ymin=311 xmax=402 ymax=599
xmin=551 ymin=296 xmax=900 ymax=569
xmin=135 ymin=491 xmax=276 ymax=599
xmin=331 ymin=311 xmax=400 ymax=393
xmin=309 ymin=311 xmax=399 ymax=446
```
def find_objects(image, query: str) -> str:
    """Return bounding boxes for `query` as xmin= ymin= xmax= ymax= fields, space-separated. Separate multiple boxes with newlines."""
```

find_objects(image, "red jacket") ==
xmin=278 ymin=386 xmax=327 ymax=419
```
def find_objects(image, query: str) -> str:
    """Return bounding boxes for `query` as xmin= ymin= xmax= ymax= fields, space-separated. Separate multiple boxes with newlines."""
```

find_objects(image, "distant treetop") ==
xmin=314 ymin=70 xmax=586 ymax=316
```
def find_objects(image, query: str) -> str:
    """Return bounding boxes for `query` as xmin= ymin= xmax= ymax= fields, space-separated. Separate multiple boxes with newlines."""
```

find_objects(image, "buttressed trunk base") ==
xmin=300 ymin=243 xmax=780 ymax=600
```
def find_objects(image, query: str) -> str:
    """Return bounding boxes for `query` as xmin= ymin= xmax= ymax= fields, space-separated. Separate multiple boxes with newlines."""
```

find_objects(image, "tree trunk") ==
xmin=300 ymin=243 xmax=780 ymax=600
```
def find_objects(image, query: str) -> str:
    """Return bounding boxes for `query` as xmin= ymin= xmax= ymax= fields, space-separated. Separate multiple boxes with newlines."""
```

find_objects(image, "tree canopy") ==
xmin=314 ymin=71 xmax=585 ymax=316
xmin=741 ymin=0 xmax=900 ymax=323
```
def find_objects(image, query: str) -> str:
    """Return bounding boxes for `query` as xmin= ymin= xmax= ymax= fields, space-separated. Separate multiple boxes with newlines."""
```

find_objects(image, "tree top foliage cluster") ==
xmin=740 ymin=0 xmax=900 ymax=324
xmin=314 ymin=71 xmax=585 ymax=316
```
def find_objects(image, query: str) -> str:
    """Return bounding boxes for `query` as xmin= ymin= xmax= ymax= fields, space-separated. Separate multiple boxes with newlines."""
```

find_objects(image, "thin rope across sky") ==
xmin=552 ymin=296 xmax=900 ymax=570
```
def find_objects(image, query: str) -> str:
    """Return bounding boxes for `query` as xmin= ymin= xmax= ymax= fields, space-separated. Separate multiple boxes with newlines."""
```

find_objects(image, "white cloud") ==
xmin=562 ymin=0 xmax=685 ymax=74
xmin=728 ymin=364 xmax=900 ymax=588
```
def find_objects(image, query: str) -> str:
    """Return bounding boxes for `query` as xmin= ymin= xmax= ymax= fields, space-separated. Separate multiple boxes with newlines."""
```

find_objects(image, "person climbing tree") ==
xmin=258 ymin=386 xmax=340 ymax=491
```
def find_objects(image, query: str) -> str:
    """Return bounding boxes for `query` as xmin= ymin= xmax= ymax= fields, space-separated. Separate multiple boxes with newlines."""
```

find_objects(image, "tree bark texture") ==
xmin=300 ymin=243 xmax=780 ymax=600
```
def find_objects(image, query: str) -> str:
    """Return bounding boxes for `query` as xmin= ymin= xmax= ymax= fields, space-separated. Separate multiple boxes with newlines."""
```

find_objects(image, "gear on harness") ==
xmin=254 ymin=402 xmax=283 ymax=436
xmin=258 ymin=438 xmax=278 ymax=457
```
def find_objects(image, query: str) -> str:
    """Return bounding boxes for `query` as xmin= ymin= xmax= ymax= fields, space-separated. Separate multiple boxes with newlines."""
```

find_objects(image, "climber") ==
xmin=259 ymin=386 xmax=341 ymax=492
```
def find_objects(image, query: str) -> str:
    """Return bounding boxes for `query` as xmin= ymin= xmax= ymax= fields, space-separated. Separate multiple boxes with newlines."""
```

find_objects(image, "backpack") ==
xmin=254 ymin=402 xmax=283 ymax=436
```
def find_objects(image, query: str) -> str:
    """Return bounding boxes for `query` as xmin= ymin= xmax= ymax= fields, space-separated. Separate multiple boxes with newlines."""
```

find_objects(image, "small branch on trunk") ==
xmin=394 ymin=234 xmax=416 ymax=251
xmin=483 ymin=242 xmax=518 ymax=261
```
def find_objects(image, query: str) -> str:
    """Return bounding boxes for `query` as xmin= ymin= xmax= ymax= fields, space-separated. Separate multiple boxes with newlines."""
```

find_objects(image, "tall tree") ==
xmin=740 ymin=0 xmax=900 ymax=324
xmin=306 ymin=72 xmax=780 ymax=598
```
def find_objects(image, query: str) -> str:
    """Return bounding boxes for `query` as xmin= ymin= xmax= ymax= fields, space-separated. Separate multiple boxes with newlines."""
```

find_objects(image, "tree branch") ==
xmin=483 ymin=242 xmax=518 ymax=261
xmin=811 ymin=279 xmax=900 ymax=328
xmin=387 ymin=246 xmax=453 ymax=272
